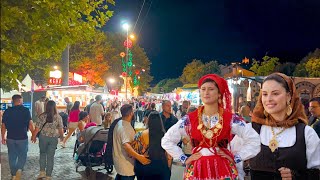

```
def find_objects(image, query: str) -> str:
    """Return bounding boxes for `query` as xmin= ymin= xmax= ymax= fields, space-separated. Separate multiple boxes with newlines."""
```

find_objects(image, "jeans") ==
xmin=39 ymin=134 xmax=58 ymax=176
xmin=115 ymin=174 xmax=135 ymax=180
xmin=6 ymin=138 xmax=28 ymax=176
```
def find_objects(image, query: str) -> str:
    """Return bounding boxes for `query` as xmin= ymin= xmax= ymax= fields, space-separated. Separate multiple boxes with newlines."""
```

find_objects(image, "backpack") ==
xmin=104 ymin=117 xmax=122 ymax=166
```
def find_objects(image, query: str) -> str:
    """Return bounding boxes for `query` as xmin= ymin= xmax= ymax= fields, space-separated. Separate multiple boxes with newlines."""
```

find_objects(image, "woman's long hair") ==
xmin=148 ymin=111 xmax=166 ymax=161
xmin=71 ymin=101 xmax=80 ymax=111
xmin=43 ymin=100 xmax=57 ymax=123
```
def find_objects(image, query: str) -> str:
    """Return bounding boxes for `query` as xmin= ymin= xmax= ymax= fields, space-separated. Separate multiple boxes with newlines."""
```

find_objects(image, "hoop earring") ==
xmin=286 ymin=101 xmax=292 ymax=116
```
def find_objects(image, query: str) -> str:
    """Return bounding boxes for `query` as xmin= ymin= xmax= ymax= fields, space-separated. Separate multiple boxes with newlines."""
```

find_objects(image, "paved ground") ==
xmin=1 ymin=131 xmax=116 ymax=180
xmin=0 ymin=122 xmax=185 ymax=180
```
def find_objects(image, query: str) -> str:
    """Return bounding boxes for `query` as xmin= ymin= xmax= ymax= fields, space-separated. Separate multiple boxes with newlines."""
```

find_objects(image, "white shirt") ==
xmin=113 ymin=120 xmax=136 ymax=176
xmin=260 ymin=125 xmax=320 ymax=169
xmin=161 ymin=114 xmax=261 ymax=171
xmin=89 ymin=102 xmax=104 ymax=125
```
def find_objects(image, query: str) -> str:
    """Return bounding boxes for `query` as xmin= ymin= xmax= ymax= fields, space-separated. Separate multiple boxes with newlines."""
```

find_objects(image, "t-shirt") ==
xmin=69 ymin=109 xmax=80 ymax=122
xmin=2 ymin=105 xmax=31 ymax=140
xmin=66 ymin=102 xmax=74 ymax=115
xmin=112 ymin=120 xmax=136 ymax=176
xmin=89 ymin=102 xmax=104 ymax=125
xmin=160 ymin=112 xmax=178 ymax=131
xmin=36 ymin=114 xmax=63 ymax=138
xmin=34 ymin=100 xmax=44 ymax=116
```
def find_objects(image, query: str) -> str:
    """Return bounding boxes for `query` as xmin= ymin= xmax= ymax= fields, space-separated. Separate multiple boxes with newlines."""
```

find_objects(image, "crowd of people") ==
xmin=1 ymin=72 xmax=320 ymax=180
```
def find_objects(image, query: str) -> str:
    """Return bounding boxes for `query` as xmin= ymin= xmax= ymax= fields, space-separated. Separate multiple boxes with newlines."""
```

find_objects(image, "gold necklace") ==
xmin=269 ymin=127 xmax=286 ymax=152
xmin=197 ymin=106 xmax=223 ymax=146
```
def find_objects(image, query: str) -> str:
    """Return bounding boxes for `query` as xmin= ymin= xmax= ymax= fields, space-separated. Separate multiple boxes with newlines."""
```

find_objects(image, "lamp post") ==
xmin=122 ymin=23 xmax=130 ymax=101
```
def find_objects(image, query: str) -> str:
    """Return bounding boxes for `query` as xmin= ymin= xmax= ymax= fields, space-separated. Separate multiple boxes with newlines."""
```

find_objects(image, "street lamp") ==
xmin=109 ymin=78 xmax=115 ymax=84
xmin=122 ymin=22 xmax=130 ymax=101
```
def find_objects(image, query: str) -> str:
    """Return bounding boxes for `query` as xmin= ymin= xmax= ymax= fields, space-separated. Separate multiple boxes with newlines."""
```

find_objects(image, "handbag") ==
xmin=37 ymin=121 xmax=48 ymax=138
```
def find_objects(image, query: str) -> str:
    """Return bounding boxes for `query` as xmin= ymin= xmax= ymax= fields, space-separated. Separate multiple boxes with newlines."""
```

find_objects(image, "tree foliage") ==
xmin=180 ymin=59 xmax=221 ymax=84
xmin=69 ymin=32 xmax=153 ymax=94
xmin=305 ymin=58 xmax=320 ymax=77
xmin=293 ymin=48 xmax=320 ymax=77
xmin=274 ymin=62 xmax=296 ymax=76
xmin=1 ymin=0 xmax=115 ymax=91
xmin=151 ymin=78 xmax=182 ymax=94
xmin=250 ymin=56 xmax=280 ymax=76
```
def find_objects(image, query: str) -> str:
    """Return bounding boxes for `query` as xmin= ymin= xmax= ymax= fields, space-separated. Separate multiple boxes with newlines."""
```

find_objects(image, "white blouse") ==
xmin=260 ymin=125 xmax=320 ymax=169
xmin=161 ymin=114 xmax=261 ymax=164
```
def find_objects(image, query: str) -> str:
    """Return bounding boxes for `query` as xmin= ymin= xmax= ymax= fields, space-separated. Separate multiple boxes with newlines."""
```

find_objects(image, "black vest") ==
xmin=250 ymin=123 xmax=308 ymax=180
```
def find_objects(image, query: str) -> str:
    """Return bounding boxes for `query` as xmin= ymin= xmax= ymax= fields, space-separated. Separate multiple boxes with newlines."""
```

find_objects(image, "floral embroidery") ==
xmin=232 ymin=114 xmax=246 ymax=127
xmin=179 ymin=154 xmax=188 ymax=164
xmin=234 ymin=154 xmax=242 ymax=163
xmin=184 ymin=164 xmax=194 ymax=179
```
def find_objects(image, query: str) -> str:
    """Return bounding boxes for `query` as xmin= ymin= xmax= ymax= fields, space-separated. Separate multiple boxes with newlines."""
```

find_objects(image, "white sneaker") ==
xmin=45 ymin=176 xmax=52 ymax=180
xmin=37 ymin=171 xmax=46 ymax=179
xmin=15 ymin=169 xmax=22 ymax=180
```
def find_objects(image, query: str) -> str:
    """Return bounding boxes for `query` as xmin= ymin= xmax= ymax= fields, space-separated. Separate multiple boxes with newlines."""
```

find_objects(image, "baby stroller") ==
xmin=74 ymin=126 xmax=113 ymax=176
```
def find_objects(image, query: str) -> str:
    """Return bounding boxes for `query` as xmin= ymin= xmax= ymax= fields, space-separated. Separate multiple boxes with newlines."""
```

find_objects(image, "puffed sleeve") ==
xmin=305 ymin=126 xmax=320 ymax=169
xmin=161 ymin=115 xmax=189 ymax=164
xmin=231 ymin=115 xmax=261 ymax=163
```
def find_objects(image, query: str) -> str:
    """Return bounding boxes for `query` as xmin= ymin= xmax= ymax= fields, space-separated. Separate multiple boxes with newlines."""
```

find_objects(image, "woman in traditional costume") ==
xmin=249 ymin=73 xmax=320 ymax=180
xmin=161 ymin=74 xmax=261 ymax=180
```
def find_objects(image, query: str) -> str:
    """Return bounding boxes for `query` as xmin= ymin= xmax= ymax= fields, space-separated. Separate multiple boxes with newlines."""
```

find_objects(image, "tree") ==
xmin=274 ymin=62 xmax=296 ymax=76
xmin=162 ymin=78 xmax=183 ymax=93
xmin=151 ymin=79 xmax=168 ymax=93
xmin=103 ymin=32 xmax=153 ymax=94
xmin=180 ymin=60 xmax=204 ymax=84
xmin=305 ymin=58 xmax=320 ymax=77
xmin=202 ymin=61 xmax=221 ymax=75
xmin=69 ymin=32 xmax=153 ymax=94
xmin=180 ymin=59 xmax=221 ymax=84
xmin=1 ymin=0 xmax=115 ymax=91
xmin=294 ymin=48 xmax=320 ymax=77
xmin=250 ymin=56 xmax=280 ymax=76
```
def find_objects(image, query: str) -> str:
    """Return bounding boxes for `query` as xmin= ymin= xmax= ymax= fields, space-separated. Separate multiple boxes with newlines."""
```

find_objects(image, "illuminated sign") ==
xmin=48 ymin=78 xmax=62 ymax=85
xmin=73 ymin=73 xmax=83 ymax=83
xmin=49 ymin=70 xmax=62 ymax=78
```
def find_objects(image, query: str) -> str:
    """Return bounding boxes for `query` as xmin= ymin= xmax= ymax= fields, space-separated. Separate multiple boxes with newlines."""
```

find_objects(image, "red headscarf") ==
xmin=198 ymin=74 xmax=232 ymax=112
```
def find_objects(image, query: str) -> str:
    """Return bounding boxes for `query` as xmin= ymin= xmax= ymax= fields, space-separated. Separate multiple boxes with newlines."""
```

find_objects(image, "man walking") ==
xmin=1 ymin=94 xmax=35 ymax=180
xmin=113 ymin=104 xmax=150 ymax=179
xmin=89 ymin=95 xmax=105 ymax=126
xmin=34 ymin=95 xmax=46 ymax=120
xmin=160 ymin=100 xmax=178 ymax=131
xmin=64 ymin=97 xmax=73 ymax=115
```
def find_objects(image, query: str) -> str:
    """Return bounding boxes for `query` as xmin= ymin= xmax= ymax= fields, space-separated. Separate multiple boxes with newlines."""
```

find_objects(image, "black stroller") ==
xmin=74 ymin=126 xmax=113 ymax=176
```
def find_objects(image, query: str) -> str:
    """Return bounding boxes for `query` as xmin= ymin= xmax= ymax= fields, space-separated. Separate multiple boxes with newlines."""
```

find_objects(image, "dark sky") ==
xmin=104 ymin=0 xmax=320 ymax=82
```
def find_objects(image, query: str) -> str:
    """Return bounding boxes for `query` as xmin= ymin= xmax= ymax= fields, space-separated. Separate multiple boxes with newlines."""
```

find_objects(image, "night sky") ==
xmin=104 ymin=0 xmax=320 ymax=83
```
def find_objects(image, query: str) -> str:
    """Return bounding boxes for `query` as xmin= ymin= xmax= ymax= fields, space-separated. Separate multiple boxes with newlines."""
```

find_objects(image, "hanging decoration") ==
xmin=124 ymin=39 xmax=133 ymax=48
xmin=133 ymin=74 xmax=140 ymax=87
xmin=121 ymin=72 xmax=127 ymax=77
xmin=127 ymin=49 xmax=133 ymax=76
xmin=120 ymin=52 xmax=126 ymax=58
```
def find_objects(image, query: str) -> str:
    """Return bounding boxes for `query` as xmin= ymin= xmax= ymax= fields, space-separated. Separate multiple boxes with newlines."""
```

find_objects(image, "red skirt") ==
xmin=184 ymin=155 xmax=238 ymax=180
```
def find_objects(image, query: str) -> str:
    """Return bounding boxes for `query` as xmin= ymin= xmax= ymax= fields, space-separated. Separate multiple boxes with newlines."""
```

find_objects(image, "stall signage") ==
xmin=48 ymin=78 xmax=62 ymax=85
